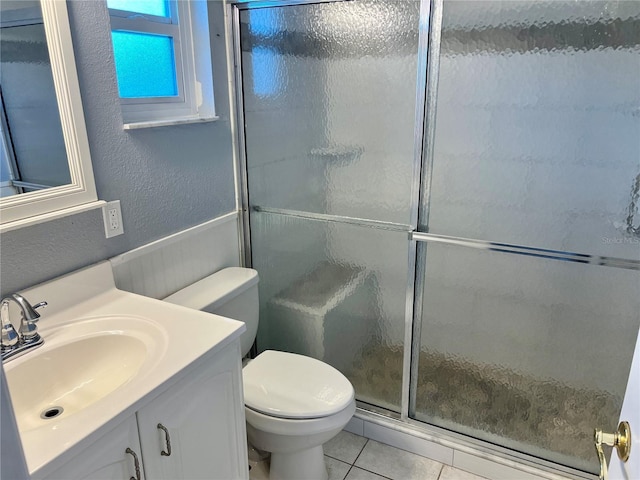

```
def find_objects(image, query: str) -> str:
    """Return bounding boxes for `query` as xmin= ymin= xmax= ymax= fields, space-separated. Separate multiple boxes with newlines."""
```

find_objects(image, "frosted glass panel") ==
xmin=111 ymin=32 xmax=177 ymax=98
xmin=414 ymin=242 xmax=640 ymax=472
xmin=427 ymin=1 xmax=640 ymax=259
xmin=240 ymin=0 xmax=419 ymax=224
xmin=251 ymin=211 xmax=409 ymax=411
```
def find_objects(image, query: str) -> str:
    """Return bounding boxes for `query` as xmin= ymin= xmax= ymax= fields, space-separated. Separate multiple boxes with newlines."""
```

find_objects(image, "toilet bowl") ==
xmin=164 ymin=268 xmax=356 ymax=480
xmin=244 ymin=350 xmax=355 ymax=480
xmin=245 ymin=404 xmax=356 ymax=480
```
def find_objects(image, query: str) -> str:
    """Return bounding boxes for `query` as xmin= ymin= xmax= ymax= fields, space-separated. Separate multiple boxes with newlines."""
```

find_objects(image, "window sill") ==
xmin=123 ymin=115 xmax=219 ymax=130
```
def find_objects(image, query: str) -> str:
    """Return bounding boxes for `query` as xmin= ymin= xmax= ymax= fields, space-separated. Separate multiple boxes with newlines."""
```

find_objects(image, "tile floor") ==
xmin=249 ymin=431 xmax=488 ymax=480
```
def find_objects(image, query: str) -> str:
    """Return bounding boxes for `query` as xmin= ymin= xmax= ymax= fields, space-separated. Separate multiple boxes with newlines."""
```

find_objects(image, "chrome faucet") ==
xmin=1 ymin=293 xmax=47 ymax=362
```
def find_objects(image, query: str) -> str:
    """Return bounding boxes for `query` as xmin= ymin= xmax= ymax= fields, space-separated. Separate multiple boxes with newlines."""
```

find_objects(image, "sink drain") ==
xmin=40 ymin=406 xmax=64 ymax=419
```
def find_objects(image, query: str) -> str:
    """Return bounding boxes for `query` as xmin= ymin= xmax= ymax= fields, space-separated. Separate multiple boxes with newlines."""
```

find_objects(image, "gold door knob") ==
xmin=594 ymin=421 xmax=631 ymax=480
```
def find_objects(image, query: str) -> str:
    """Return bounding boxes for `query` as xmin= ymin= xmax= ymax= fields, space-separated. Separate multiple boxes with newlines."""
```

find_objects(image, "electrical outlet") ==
xmin=102 ymin=200 xmax=124 ymax=238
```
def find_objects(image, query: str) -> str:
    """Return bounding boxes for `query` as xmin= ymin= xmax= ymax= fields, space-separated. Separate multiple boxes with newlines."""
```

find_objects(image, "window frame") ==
xmin=107 ymin=0 xmax=214 ymax=126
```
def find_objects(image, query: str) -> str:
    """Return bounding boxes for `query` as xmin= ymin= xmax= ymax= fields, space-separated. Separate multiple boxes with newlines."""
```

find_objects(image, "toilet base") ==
xmin=269 ymin=445 xmax=328 ymax=480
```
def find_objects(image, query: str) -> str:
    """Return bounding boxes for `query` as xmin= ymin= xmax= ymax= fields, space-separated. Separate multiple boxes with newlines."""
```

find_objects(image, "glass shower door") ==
xmin=237 ymin=0 xmax=640 ymax=475
xmin=238 ymin=0 xmax=421 ymax=411
xmin=412 ymin=0 xmax=640 ymax=473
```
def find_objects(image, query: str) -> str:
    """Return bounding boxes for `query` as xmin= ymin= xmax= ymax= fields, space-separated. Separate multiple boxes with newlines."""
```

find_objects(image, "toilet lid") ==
xmin=243 ymin=350 xmax=355 ymax=419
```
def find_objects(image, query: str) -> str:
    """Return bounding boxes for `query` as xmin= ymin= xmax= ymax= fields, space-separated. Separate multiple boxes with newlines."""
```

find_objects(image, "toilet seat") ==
xmin=245 ymin=399 xmax=356 ymax=437
xmin=243 ymin=350 xmax=354 ymax=419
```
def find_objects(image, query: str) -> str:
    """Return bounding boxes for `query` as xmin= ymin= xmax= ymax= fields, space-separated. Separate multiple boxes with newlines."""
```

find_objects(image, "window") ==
xmin=107 ymin=0 xmax=215 ymax=128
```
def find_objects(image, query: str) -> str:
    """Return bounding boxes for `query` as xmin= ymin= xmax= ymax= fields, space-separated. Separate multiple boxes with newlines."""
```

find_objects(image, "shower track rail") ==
xmin=412 ymin=232 xmax=640 ymax=271
xmin=252 ymin=207 xmax=640 ymax=271
xmin=251 ymin=206 xmax=411 ymax=232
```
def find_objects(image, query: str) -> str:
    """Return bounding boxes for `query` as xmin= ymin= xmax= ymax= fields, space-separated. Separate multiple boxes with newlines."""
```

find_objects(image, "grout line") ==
xmin=325 ymin=453 xmax=353 ymax=463
xmin=343 ymin=465 xmax=354 ymax=480
xmin=324 ymin=455 xmax=352 ymax=480
xmin=353 ymin=466 xmax=395 ymax=480
xmin=348 ymin=439 xmax=400 ymax=480
xmin=349 ymin=437 xmax=448 ymax=480
xmin=352 ymin=438 xmax=369 ymax=466
xmin=343 ymin=438 xmax=369 ymax=480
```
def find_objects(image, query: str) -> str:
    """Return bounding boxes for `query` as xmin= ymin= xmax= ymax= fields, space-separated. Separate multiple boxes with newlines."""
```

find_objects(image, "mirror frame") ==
xmin=0 ymin=0 xmax=97 ymax=229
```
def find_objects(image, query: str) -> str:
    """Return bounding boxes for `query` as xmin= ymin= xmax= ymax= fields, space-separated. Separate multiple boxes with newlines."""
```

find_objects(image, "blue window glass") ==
xmin=107 ymin=0 xmax=169 ymax=18
xmin=111 ymin=31 xmax=178 ymax=98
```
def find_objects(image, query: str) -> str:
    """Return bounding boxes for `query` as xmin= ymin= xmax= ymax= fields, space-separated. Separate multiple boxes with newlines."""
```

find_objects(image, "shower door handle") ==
xmin=594 ymin=421 xmax=631 ymax=480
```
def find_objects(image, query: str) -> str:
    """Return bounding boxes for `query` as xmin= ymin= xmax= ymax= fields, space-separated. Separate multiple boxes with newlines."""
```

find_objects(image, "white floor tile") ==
xmin=248 ymin=459 xmax=269 ymax=480
xmin=439 ymin=465 xmax=489 ymax=480
xmin=325 ymin=431 xmax=369 ymax=464
xmin=355 ymin=440 xmax=444 ymax=480
xmin=345 ymin=467 xmax=390 ymax=480
xmin=326 ymin=456 xmax=352 ymax=480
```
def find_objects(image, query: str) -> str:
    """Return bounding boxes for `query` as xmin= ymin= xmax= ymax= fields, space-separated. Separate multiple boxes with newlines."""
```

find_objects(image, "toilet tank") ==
xmin=163 ymin=268 xmax=259 ymax=357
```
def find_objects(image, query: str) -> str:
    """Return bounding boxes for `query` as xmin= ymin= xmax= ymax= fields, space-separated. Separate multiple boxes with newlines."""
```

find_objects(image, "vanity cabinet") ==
xmin=41 ymin=342 xmax=248 ymax=480
xmin=40 ymin=415 xmax=143 ymax=480
xmin=137 ymin=342 xmax=248 ymax=480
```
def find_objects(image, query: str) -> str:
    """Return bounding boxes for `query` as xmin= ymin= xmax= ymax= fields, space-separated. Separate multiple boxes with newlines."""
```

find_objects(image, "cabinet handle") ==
xmin=125 ymin=447 xmax=141 ymax=480
xmin=157 ymin=423 xmax=172 ymax=456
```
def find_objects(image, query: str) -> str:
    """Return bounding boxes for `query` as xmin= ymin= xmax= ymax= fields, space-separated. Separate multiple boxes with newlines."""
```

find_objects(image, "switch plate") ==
xmin=102 ymin=200 xmax=124 ymax=238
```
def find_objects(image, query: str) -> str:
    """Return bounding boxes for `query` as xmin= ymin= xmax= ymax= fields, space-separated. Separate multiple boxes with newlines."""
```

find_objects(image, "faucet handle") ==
xmin=18 ymin=299 xmax=47 ymax=343
xmin=28 ymin=301 xmax=48 ymax=319
xmin=0 ymin=301 xmax=19 ymax=350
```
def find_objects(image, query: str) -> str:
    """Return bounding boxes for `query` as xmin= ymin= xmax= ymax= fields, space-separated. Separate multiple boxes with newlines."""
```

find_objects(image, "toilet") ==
xmin=164 ymin=267 xmax=356 ymax=480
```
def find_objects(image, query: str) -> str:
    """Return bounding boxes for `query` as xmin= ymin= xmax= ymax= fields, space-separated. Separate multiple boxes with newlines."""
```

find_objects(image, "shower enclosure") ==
xmin=231 ymin=0 xmax=640 ymax=475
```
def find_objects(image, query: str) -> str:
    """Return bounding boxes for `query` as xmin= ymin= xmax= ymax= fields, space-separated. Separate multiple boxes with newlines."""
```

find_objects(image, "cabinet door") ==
xmin=42 ymin=415 xmax=144 ymax=480
xmin=137 ymin=342 xmax=248 ymax=480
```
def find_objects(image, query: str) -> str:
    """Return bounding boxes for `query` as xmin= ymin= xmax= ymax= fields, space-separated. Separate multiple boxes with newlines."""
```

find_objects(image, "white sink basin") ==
xmin=4 ymin=315 xmax=167 ymax=433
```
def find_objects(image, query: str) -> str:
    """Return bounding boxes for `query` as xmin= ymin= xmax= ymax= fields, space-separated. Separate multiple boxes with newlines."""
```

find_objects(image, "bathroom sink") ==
xmin=4 ymin=315 xmax=167 ymax=433
xmin=3 ymin=261 xmax=245 ymax=476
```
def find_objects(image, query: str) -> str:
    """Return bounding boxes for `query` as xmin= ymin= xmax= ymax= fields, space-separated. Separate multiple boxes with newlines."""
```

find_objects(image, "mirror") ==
xmin=1 ymin=1 xmax=71 ymax=198
xmin=0 ymin=0 xmax=97 ymax=228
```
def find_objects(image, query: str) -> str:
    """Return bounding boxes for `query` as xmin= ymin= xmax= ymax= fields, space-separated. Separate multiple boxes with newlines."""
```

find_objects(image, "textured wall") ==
xmin=111 ymin=213 xmax=241 ymax=300
xmin=0 ymin=0 xmax=236 ymax=295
